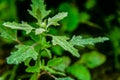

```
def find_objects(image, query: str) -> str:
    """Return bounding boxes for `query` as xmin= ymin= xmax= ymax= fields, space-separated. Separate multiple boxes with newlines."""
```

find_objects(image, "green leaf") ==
xmin=3 ymin=21 xmax=34 ymax=34
xmin=26 ymin=65 xmax=40 ymax=73
xmin=28 ymin=0 xmax=51 ymax=20
xmin=58 ymin=3 xmax=80 ymax=32
xmin=35 ymin=28 xmax=46 ymax=35
xmin=45 ymin=67 xmax=66 ymax=76
xmin=53 ymin=56 xmax=71 ymax=72
xmin=47 ymin=57 xmax=63 ymax=67
xmin=67 ymin=64 xmax=91 ymax=80
xmin=52 ymin=36 xmax=80 ymax=57
xmin=30 ymin=73 xmax=38 ymax=80
xmin=0 ymin=0 xmax=17 ymax=20
xmin=78 ymin=51 xmax=106 ymax=68
xmin=47 ymin=12 xmax=68 ymax=27
xmin=30 ymin=32 xmax=41 ymax=42
xmin=57 ymin=77 xmax=74 ymax=80
xmin=79 ymin=12 xmax=90 ymax=23
xmin=24 ymin=57 xmax=32 ymax=66
xmin=0 ymin=23 xmax=17 ymax=41
xmin=85 ymin=0 xmax=96 ymax=9
xmin=41 ymin=49 xmax=52 ymax=58
xmin=7 ymin=45 xmax=38 ymax=64
xmin=70 ymin=35 xmax=109 ymax=47
xmin=51 ymin=45 xmax=64 ymax=55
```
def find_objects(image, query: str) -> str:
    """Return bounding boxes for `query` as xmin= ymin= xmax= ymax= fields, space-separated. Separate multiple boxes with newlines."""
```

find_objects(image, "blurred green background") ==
xmin=0 ymin=0 xmax=120 ymax=80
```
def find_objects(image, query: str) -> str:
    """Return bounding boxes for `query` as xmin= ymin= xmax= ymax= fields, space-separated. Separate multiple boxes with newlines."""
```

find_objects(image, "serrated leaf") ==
xmin=47 ymin=58 xmax=63 ymax=67
xmin=0 ymin=23 xmax=17 ymax=41
xmin=28 ymin=0 xmax=51 ymax=20
xmin=67 ymin=64 xmax=91 ymax=80
xmin=7 ymin=45 xmax=38 ymax=64
xmin=47 ymin=12 xmax=68 ymax=27
xmin=35 ymin=28 xmax=46 ymax=35
xmin=79 ymin=51 xmax=106 ymax=68
xmin=52 ymin=36 xmax=80 ymax=57
xmin=57 ymin=77 xmax=74 ymax=80
xmin=3 ymin=22 xmax=34 ymax=34
xmin=70 ymin=35 xmax=109 ymax=47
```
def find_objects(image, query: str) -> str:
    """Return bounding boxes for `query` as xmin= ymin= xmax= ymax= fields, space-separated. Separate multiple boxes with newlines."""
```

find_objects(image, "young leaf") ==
xmin=41 ymin=48 xmax=52 ymax=58
xmin=47 ymin=12 xmax=68 ymax=27
xmin=47 ymin=58 xmax=63 ymax=67
xmin=0 ymin=24 xmax=17 ymax=41
xmin=26 ymin=65 xmax=40 ymax=73
xmin=3 ymin=22 xmax=34 ymax=34
xmin=53 ymin=56 xmax=71 ymax=72
xmin=7 ymin=45 xmax=38 ymax=64
xmin=52 ymin=36 xmax=80 ymax=57
xmin=70 ymin=35 xmax=109 ymax=47
xmin=28 ymin=0 xmax=51 ymax=20
xmin=67 ymin=64 xmax=91 ymax=80
xmin=35 ymin=28 xmax=46 ymax=35
xmin=45 ymin=67 xmax=66 ymax=76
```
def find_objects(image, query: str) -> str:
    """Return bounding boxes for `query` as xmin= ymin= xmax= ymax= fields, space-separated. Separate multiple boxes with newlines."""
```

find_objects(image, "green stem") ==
xmin=9 ymin=65 xmax=18 ymax=80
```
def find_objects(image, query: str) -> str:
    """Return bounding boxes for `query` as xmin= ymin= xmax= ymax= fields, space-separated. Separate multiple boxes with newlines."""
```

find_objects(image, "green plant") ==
xmin=0 ymin=0 xmax=109 ymax=80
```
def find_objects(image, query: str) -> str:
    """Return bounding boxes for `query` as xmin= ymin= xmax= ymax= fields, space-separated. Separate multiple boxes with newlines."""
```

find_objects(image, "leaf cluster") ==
xmin=0 ymin=0 xmax=109 ymax=80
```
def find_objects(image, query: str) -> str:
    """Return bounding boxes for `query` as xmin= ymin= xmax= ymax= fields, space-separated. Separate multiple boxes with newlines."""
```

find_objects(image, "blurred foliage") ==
xmin=0 ymin=0 xmax=17 ymax=21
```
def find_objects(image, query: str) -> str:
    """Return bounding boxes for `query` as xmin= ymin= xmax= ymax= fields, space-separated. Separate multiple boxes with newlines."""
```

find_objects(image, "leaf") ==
xmin=41 ymin=48 xmax=52 ymax=58
xmin=78 ymin=51 xmax=106 ymax=68
xmin=53 ymin=56 xmax=71 ymax=72
xmin=47 ymin=57 xmax=63 ymax=67
xmin=30 ymin=73 xmax=38 ymax=80
xmin=3 ymin=21 xmax=34 ymax=34
xmin=85 ymin=0 xmax=96 ymax=9
xmin=26 ymin=65 xmax=40 ymax=73
xmin=35 ymin=28 xmax=46 ymax=35
xmin=67 ymin=64 xmax=91 ymax=80
xmin=0 ymin=23 xmax=17 ymax=41
xmin=7 ymin=45 xmax=38 ymax=64
xmin=51 ymin=45 xmax=64 ymax=55
xmin=28 ymin=0 xmax=51 ymax=20
xmin=45 ymin=67 xmax=66 ymax=76
xmin=58 ymin=3 xmax=80 ymax=32
xmin=70 ymin=35 xmax=109 ymax=47
xmin=24 ymin=57 xmax=32 ymax=66
xmin=57 ymin=77 xmax=74 ymax=80
xmin=47 ymin=12 xmax=68 ymax=27
xmin=79 ymin=12 xmax=90 ymax=23
xmin=52 ymin=36 xmax=80 ymax=57
xmin=0 ymin=0 xmax=17 ymax=20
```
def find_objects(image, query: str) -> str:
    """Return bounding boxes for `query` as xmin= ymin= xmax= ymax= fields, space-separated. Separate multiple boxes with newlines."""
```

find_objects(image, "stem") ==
xmin=39 ymin=71 xmax=57 ymax=80
xmin=45 ymin=71 xmax=57 ymax=80
xmin=9 ymin=65 xmax=18 ymax=80
xmin=15 ymin=39 xmax=23 ymax=44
